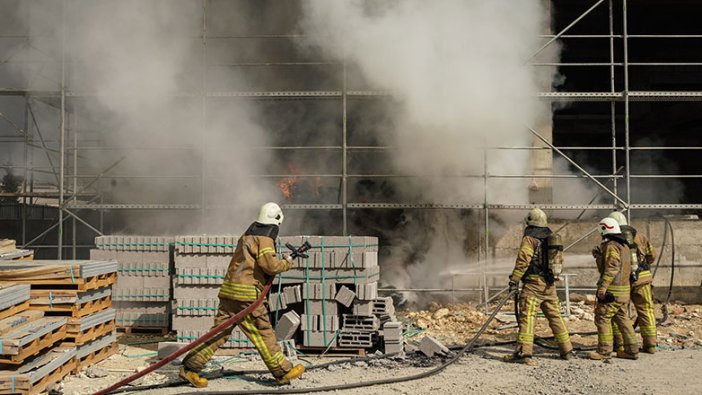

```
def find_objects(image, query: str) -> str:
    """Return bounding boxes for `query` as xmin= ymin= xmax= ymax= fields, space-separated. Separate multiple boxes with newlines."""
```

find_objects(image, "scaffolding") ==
xmin=1 ymin=0 xmax=702 ymax=261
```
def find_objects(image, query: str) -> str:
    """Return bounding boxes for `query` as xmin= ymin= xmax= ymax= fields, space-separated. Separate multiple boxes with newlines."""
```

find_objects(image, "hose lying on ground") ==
xmin=93 ymin=278 xmax=274 ymax=395
xmin=169 ymin=290 xmax=518 ymax=395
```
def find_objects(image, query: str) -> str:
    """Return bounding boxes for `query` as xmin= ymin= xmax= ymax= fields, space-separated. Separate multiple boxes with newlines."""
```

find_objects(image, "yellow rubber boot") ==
xmin=276 ymin=364 xmax=305 ymax=385
xmin=180 ymin=367 xmax=208 ymax=388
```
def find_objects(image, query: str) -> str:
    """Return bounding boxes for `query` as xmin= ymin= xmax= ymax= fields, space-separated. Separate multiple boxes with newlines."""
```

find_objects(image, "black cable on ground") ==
xmin=170 ymin=290 xmax=518 ymax=395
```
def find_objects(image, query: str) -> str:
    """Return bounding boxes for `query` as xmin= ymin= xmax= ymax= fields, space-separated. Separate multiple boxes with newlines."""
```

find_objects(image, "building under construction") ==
xmin=0 ymin=1 xmax=702 ymax=393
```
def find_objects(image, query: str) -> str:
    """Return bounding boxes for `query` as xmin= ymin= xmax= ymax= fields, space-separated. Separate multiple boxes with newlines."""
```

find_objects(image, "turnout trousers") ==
xmin=515 ymin=277 xmax=573 ymax=357
xmin=595 ymin=299 xmax=638 ymax=355
xmin=614 ymin=279 xmax=657 ymax=349
xmin=183 ymin=298 xmax=293 ymax=378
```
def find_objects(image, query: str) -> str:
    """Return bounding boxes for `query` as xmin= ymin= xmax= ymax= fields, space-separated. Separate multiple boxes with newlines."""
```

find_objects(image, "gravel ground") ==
xmin=60 ymin=302 xmax=702 ymax=395
xmin=63 ymin=345 xmax=702 ymax=395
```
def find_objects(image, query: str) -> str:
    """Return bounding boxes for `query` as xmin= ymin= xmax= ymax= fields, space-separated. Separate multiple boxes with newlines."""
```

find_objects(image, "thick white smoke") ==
xmin=1 ymin=0 xmax=279 ymax=233
xmin=299 ymin=0 xmax=559 ymax=298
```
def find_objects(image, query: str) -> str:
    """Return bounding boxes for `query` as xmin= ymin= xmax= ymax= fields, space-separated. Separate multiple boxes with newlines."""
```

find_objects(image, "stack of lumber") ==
xmin=92 ymin=236 xmax=172 ymax=333
xmin=0 ymin=284 xmax=75 ymax=394
xmin=0 ymin=239 xmax=33 ymax=261
xmin=0 ymin=260 xmax=119 ymax=378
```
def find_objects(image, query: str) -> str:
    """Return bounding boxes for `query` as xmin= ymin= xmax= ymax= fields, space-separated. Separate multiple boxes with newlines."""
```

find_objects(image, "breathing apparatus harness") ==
xmin=522 ymin=226 xmax=563 ymax=286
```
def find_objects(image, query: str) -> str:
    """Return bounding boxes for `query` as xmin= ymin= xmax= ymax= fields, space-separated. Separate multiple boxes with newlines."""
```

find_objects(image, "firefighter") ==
xmin=607 ymin=211 xmax=657 ymax=353
xmin=503 ymin=208 xmax=575 ymax=364
xmin=180 ymin=202 xmax=305 ymax=387
xmin=589 ymin=217 xmax=639 ymax=360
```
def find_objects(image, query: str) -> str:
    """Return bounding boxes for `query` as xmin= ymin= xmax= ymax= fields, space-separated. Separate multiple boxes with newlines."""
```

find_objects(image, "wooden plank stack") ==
xmin=92 ymin=236 xmax=173 ymax=333
xmin=0 ymin=284 xmax=75 ymax=394
xmin=0 ymin=260 xmax=119 ymax=381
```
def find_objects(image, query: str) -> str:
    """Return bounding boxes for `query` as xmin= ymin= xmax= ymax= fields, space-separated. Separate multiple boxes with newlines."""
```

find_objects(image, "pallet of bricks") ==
xmin=272 ymin=236 xmax=404 ymax=355
xmin=0 ymin=260 xmax=118 ymax=394
xmin=92 ymin=236 xmax=172 ymax=334
xmin=171 ymin=236 xmax=255 ymax=350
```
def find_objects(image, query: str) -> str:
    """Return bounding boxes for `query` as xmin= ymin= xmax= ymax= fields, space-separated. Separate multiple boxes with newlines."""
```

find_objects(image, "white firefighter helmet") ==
xmin=257 ymin=202 xmax=284 ymax=226
xmin=525 ymin=208 xmax=548 ymax=227
xmin=598 ymin=217 xmax=621 ymax=236
xmin=607 ymin=211 xmax=628 ymax=226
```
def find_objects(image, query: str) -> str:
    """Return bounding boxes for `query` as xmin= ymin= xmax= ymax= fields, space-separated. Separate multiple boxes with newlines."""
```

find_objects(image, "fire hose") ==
xmin=175 ymin=289 xmax=518 ymax=395
xmin=93 ymin=278 xmax=275 ymax=395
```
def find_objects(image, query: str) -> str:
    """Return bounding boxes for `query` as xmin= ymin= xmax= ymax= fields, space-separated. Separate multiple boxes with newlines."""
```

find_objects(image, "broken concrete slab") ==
xmin=419 ymin=336 xmax=449 ymax=357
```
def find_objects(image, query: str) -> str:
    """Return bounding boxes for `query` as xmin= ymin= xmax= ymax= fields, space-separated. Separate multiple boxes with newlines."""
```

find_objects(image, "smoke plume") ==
xmin=299 ymin=0 xmax=559 ymax=299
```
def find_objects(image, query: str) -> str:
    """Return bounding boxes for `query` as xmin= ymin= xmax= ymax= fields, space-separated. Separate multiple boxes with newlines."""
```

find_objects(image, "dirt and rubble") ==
xmin=61 ymin=302 xmax=702 ymax=395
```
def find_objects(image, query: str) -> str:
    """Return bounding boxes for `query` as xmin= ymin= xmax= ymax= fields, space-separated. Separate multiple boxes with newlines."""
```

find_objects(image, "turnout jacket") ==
xmin=218 ymin=233 xmax=292 ymax=302
xmin=593 ymin=227 xmax=655 ymax=287
xmin=595 ymin=237 xmax=632 ymax=303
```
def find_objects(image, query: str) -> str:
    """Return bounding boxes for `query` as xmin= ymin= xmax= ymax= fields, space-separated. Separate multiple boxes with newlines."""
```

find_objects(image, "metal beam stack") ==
xmin=92 ymin=236 xmax=173 ymax=332
xmin=172 ymin=235 xmax=253 ymax=349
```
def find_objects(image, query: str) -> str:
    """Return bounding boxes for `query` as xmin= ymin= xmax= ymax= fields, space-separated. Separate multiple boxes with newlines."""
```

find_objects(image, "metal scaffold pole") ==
xmin=58 ymin=0 xmax=66 ymax=259
xmin=623 ymin=0 xmax=631 ymax=220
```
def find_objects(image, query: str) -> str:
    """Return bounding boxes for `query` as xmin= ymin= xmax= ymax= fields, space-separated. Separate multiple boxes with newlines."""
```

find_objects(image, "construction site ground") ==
xmin=62 ymin=301 xmax=702 ymax=395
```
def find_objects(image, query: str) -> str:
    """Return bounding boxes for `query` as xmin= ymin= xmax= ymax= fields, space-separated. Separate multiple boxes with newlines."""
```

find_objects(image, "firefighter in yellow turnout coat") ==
xmin=606 ymin=211 xmax=657 ymax=353
xmin=180 ymin=203 xmax=305 ymax=387
xmin=504 ymin=208 xmax=574 ymax=364
xmin=589 ymin=217 xmax=639 ymax=360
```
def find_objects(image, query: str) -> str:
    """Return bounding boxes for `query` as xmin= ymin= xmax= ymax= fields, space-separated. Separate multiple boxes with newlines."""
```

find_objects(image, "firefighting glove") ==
xmin=282 ymin=254 xmax=294 ymax=271
xmin=508 ymin=280 xmax=519 ymax=293
xmin=596 ymin=288 xmax=607 ymax=301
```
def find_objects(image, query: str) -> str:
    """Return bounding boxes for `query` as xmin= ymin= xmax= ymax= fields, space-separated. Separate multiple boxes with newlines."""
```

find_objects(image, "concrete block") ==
xmin=373 ymin=297 xmax=396 ymax=316
xmin=173 ymin=315 xmax=214 ymax=331
xmin=115 ymin=311 xmax=169 ymax=328
xmin=274 ymin=266 xmax=380 ymax=285
xmin=356 ymin=283 xmax=378 ymax=300
xmin=206 ymin=255 xmax=231 ymax=270
xmin=342 ymin=315 xmax=380 ymax=331
xmin=175 ymin=268 xmax=226 ymax=285
xmin=178 ymin=329 xmax=253 ymax=349
xmin=158 ymin=342 xmax=188 ymax=361
xmin=335 ymin=286 xmax=356 ymax=307
xmin=175 ymin=299 xmax=219 ymax=316
xmin=282 ymin=285 xmax=302 ymax=305
xmin=269 ymin=292 xmax=288 ymax=312
xmin=301 ymin=315 xmax=340 ymax=332
xmin=305 ymin=300 xmax=338 ymax=316
xmin=419 ymin=336 xmax=449 ymax=357
xmin=302 ymin=282 xmax=336 ymax=300
xmin=352 ymin=301 xmax=374 ymax=316
xmin=174 ymin=254 xmax=207 ymax=269
xmin=382 ymin=322 xmax=403 ymax=341
xmin=113 ymin=301 xmax=170 ymax=315
xmin=174 ymin=285 xmax=220 ymax=300
xmin=112 ymin=288 xmax=170 ymax=302
xmin=384 ymin=341 xmax=404 ymax=354
xmin=275 ymin=311 xmax=301 ymax=341
xmin=301 ymin=331 xmax=337 ymax=348
xmin=338 ymin=331 xmax=373 ymax=348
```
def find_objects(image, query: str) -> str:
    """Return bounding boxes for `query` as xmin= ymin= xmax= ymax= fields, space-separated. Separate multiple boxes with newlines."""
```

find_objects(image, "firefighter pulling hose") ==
xmin=94 ymin=203 xmax=307 ymax=395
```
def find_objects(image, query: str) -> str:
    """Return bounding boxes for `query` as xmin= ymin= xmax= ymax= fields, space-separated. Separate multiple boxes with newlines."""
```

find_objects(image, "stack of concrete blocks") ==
xmin=172 ymin=235 xmax=253 ymax=349
xmin=92 ymin=236 xmax=172 ymax=330
xmin=272 ymin=236 xmax=404 ymax=353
